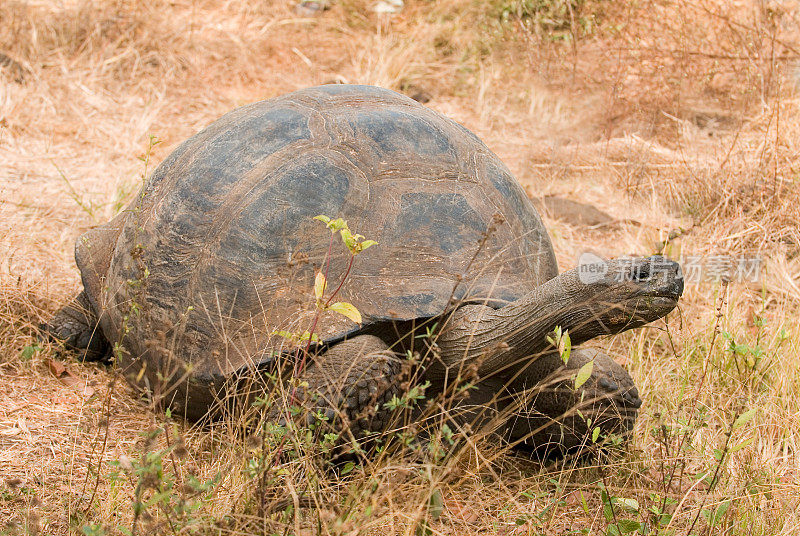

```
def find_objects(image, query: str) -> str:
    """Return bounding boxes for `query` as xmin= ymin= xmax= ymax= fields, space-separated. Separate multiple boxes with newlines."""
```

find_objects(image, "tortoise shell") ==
xmin=78 ymin=84 xmax=557 ymax=400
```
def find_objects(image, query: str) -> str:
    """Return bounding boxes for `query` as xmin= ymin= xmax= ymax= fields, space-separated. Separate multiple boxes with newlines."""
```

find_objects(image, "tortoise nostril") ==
xmin=632 ymin=256 xmax=685 ymax=293
xmin=632 ymin=261 xmax=652 ymax=282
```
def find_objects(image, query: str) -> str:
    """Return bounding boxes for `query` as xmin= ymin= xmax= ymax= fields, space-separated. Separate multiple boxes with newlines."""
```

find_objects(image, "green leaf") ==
xmin=316 ymin=215 xmax=348 ymax=233
xmin=574 ymin=360 xmax=594 ymax=390
xmin=706 ymin=499 xmax=731 ymax=527
xmin=616 ymin=518 xmax=644 ymax=533
xmin=415 ymin=521 xmax=432 ymax=536
xmin=341 ymin=461 xmax=354 ymax=475
xmin=601 ymin=488 xmax=614 ymax=522
xmin=714 ymin=499 xmax=731 ymax=523
xmin=700 ymin=501 xmax=730 ymax=528
xmin=340 ymin=228 xmax=357 ymax=252
xmin=82 ymin=525 xmax=104 ymax=536
xmin=428 ymin=488 xmax=443 ymax=520
xmin=733 ymin=408 xmax=758 ymax=430
xmin=358 ymin=239 xmax=378 ymax=252
xmin=579 ymin=490 xmax=589 ymax=514
xmin=614 ymin=497 xmax=639 ymax=512
xmin=561 ymin=331 xmax=571 ymax=363
xmin=289 ymin=378 xmax=310 ymax=390
xmin=728 ymin=436 xmax=755 ymax=455
xmin=546 ymin=327 xmax=560 ymax=347
xmin=328 ymin=302 xmax=362 ymax=324
xmin=20 ymin=344 xmax=41 ymax=361
xmin=298 ymin=331 xmax=320 ymax=343
xmin=329 ymin=218 xmax=347 ymax=232
xmin=700 ymin=508 xmax=712 ymax=524
xmin=548 ymin=326 xmax=571 ymax=363
xmin=698 ymin=470 xmax=713 ymax=486
xmin=272 ymin=330 xmax=297 ymax=341
xmin=272 ymin=330 xmax=319 ymax=343
xmin=592 ymin=426 xmax=601 ymax=443
xmin=314 ymin=271 xmax=327 ymax=300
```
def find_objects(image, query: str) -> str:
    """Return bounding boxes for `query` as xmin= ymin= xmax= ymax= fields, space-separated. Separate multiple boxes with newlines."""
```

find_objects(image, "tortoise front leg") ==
xmin=502 ymin=347 xmax=641 ymax=453
xmin=44 ymin=290 xmax=109 ymax=361
xmin=268 ymin=335 xmax=402 ymax=440
xmin=430 ymin=347 xmax=640 ymax=453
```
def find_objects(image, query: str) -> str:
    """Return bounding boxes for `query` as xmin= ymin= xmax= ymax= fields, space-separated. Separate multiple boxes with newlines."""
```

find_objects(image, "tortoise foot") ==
xmin=506 ymin=347 xmax=640 ymax=454
xmin=43 ymin=290 xmax=109 ymax=361
xmin=269 ymin=335 xmax=403 ymax=444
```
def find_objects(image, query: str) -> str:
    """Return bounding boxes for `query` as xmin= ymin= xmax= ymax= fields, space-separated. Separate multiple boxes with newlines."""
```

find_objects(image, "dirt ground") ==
xmin=2 ymin=0 xmax=800 ymax=534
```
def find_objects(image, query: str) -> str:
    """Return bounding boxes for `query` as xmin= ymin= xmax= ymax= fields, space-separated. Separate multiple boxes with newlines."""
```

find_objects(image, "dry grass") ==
xmin=2 ymin=0 xmax=800 ymax=534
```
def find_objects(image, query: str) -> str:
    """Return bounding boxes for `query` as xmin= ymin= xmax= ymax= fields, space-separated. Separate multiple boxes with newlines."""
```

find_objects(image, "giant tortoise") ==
xmin=47 ymin=84 xmax=683 ymax=451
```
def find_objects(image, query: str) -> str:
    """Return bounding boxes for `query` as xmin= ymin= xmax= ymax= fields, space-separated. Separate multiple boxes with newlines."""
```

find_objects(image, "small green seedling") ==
xmin=274 ymin=215 xmax=378 ymax=356
xmin=547 ymin=325 xmax=571 ymax=364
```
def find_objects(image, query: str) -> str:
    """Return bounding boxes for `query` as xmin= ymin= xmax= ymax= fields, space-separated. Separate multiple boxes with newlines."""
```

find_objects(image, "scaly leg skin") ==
xmin=268 ymin=335 xmax=402 ymax=443
xmin=44 ymin=290 xmax=109 ymax=361
xmin=503 ymin=347 xmax=642 ymax=455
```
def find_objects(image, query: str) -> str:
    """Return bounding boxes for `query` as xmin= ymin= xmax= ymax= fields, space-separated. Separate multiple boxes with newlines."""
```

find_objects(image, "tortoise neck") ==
xmin=432 ymin=271 xmax=586 ymax=379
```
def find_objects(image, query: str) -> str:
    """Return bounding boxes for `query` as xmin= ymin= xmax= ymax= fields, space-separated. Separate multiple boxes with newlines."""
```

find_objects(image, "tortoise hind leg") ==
xmin=44 ymin=290 xmax=109 ymax=361
xmin=504 ymin=347 xmax=641 ymax=455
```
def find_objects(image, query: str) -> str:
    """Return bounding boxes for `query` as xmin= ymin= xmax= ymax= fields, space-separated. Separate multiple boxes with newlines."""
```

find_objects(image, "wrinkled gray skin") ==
xmin=46 ymin=84 xmax=683 ymax=453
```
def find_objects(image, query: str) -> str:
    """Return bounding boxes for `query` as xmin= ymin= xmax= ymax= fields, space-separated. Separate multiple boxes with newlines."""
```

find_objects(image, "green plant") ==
xmin=599 ymin=485 xmax=648 ymax=536
xmin=52 ymin=161 xmax=100 ymax=220
xmin=19 ymin=343 xmax=41 ymax=361
xmin=84 ymin=420 xmax=219 ymax=535
xmin=241 ymin=215 xmax=386 ymax=516
xmin=274 ymin=215 xmax=376 ymax=368
xmin=548 ymin=325 xmax=572 ymax=364
xmin=268 ymin=215 xmax=378 ymax=429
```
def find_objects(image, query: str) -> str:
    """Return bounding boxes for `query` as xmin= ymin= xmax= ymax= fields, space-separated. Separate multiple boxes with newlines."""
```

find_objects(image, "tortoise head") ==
xmin=564 ymin=255 xmax=684 ymax=340
xmin=430 ymin=255 xmax=684 ymax=381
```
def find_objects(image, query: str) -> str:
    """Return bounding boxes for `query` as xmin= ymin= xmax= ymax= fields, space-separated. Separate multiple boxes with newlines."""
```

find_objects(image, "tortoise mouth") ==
xmin=631 ymin=279 xmax=683 ymax=303
xmin=601 ymin=293 xmax=679 ymax=330
xmin=630 ymin=294 xmax=679 ymax=314
xmin=651 ymin=295 xmax=679 ymax=306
